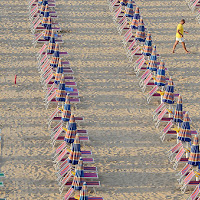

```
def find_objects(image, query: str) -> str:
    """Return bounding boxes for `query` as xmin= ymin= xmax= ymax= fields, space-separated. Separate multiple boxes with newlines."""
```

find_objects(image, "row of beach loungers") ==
xmin=27 ymin=0 xmax=103 ymax=199
xmin=109 ymin=0 xmax=200 ymax=199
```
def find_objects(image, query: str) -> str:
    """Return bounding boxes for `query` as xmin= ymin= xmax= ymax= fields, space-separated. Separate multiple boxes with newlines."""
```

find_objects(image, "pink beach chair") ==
xmin=146 ymin=85 xmax=159 ymax=104
xmin=140 ymin=73 xmax=153 ymax=92
xmin=109 ymin=0 xmax=120 ymax=12
xmin=152 ymin=102 xmax=165 ymax=121
xmin=187 ymin=184 xmax=200 ymax=200
xmin=56 ymin=162 xmax=97 ymax=182
xmin=50 ymin=123 xmax=88 ymax=146
xmin=181 ymin=170 xmax=196 ymax=193
xmin=166 ymin=142 xmax=183 ymax=162
xmin=177 ymin=163 xmax=192 ymax=184
xmin=160 ymin=120 xmax=174 ymax=142
xmin=172 ymin=146 xmax=186 ymax=170
xmin=48 ymin=107 xmax=83 ymax=127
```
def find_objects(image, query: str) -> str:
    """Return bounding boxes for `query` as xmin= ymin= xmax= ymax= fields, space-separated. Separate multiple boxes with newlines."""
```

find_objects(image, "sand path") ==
xmin=0 ymin=0 xmax=199 ymax=199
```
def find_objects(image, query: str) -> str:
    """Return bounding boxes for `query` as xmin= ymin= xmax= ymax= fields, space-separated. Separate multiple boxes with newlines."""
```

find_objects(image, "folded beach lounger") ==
xmin=30 ymin=14 xmax=57 ymax=31
xmin=45 ymin=90 xmax=80 ymax=109
xmin=166 ymin=142 xmax=183 ymax=162
xmin=139 ymin=69 xmax=152 ymax=86
xmin=59 ymin=171 xmax=99 ymax=194
xmin=50 ymin=124 xmax=88 ymax=146
xmin=48 ymin=107 xmax=83 ymax=127
xmin=171 ymin=146 xmax=187 ymax=170
xmin=187 ymin=184 xmax=200 ymax=200
xmin=109 ymin=0 xmax=120 ymax=12
xmin=41 ymin=71 xmax=75 ymax=89
xmin=33 ymin=31 xmax=63 ymax=47
xmin=55 ymin=158 xmax=95 ymax=174
xmin=53 ymin=149 xmax=92 ymax=166
xmin=113 ymin=6 xmax=123 ymax=23
xmin=38 ymin=53 xmax=69 ymax=72
xmin=181 ymin=170 xmax=196 ymax=193
xmin=155 ymin=108 xmax=171 ymax=128
xmin=53 ymin=141 xmax=89 ymax=160
xmin=118 ymin=17 xmax=130 ymax=35
xmin=177 ymin=163 xmax=192 ymax=184
xmin=160 ymin=121 xmax=197 ymax=142
xmin=188 ymin=0 xmax=200 ymax=11
xmin=152 ymin=102 xmax=165 ymax=121
xmin=146 ymin=86 xmax=179 ymax=104
xmin=140 ymin=73 xmax=154 ymax=92
xmin=45 ymin=85 xmax=78 ymax=104
xmin=63 ymin=186 xmax=103 ymax=200
xmin=123 ymin=29 xmax=135 ymax=48
xmin=56 ymin=162 xmax=97 ymax=182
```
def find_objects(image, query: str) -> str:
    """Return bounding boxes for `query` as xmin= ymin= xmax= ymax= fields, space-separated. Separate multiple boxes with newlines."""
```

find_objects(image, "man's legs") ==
xmin=172 ymin=40 xmax=179 ymax=53
xmin=181 ymin=42 xmax=189 ymax=53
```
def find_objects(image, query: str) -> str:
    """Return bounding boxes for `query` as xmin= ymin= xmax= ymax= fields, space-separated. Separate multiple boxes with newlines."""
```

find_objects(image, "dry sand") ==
xmin=0 ymin=0 xmax=200 ymax=199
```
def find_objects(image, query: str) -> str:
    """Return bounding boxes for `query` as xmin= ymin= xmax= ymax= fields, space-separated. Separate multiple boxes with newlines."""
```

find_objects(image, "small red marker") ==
xmin=14 ymin=75 xmax=17 ymax=84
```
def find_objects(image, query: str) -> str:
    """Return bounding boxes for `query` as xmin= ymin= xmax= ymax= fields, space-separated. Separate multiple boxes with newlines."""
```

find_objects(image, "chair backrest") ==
xmin=189 ymin=184 xmax=200 ymax=200
xmin=183 ymin=170 xmax=195 ymax=185
xmin=135 ymin=55 xmax=145 ymax=64
xmin=52 ymin=121 xmax=62 ymax=132
xmin=131 ymin=45 xmax=140 ymax=56
xmin=169 ymin=142 xmax=182 ymax=154
xmin=163 ymin=120 xmax=173 ymax=134
xmin=40 ymin=52 xmax=48 ymax=64
xmin=53 ymin=122 xmax=63 ymax=140
xmin=42 ymin=65 xmax=51 ymax=77
xmin=180 ymin=163 xmax=192 ymax=176
xmin=62 ymin=171 xmax=73 ymax=186
xmin=140 ymin=69 xmax=151 ymax=81
xmin=49 ymin=107 xmax=59 ymax=122
xmin=56 ymin=149 xmax=68 ymax=162
xmin=157 ymin=108 xmax=167 ymax=121
xmin=56 ymin=142 xmax=67 ymax=155
xmin=175 ymin=147 xmax=185 ymax=162
xmin=192 ymin=0 xmax=199 ymax=7
xmin=120 ymin=20 xmax=128 ymax=30
xmin=39 ymin=44 xmax=47 ymax=57
xmin=63 ymin=187 xmax=74 ymax=200
xmin=60 ymin=163 xmax=71 ymax=177
xmin=47 ymin=90 xmax=56 ymax=103
xmin=125 ymin=32 xmax=133 ymax=42
xmin=143 ymin=73 xmax=152 ymax=86
xmin=46 ymin=84 xmax=55 ymax=97
xmin=34 ymin=31 xmax=44 ymax=41
xmin=34 ymin=17 xmax=42 ymax=30
xmin=128 ymin=39 xmax=136 ymax=50
xmin=124 ymin=29 xmax=132 ymax=39
xmin=118 ymin=16 xmax=126 ymax=26
xmin=111 ymin=0 xmax=119 ymax=7
xmin=45 ymin=73 xmax=54 ymax=84
xmin=153 ymin=102 xmax=164 ymax=115
xmin=114 ymin=6 xmax=121 ymax=19
xmin=29 ymin=0 xmax=35 ymax=6
xmin=30 ymin=4 xmax=38 ymax=15
xmin=136 ymin=59 xmax=145 ymax=70
xmin=149 ymin=85 xmax=158 ymax=97
xmin=41 ymin=60 xmax=50 ymax=73
xmin=32 ymin=14 xmax=40 ymax=26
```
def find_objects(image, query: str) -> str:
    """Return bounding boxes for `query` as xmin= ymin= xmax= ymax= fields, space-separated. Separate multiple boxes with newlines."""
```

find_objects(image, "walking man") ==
xmin=172 ymin=19 xmax=189 ymax=53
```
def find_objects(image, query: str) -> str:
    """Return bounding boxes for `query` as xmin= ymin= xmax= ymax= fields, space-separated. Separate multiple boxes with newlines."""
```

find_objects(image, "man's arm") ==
xmin=177 ymin=30 xmax=183 ymax=37
xmin=184 ymin=30 xmax=189 ymax=34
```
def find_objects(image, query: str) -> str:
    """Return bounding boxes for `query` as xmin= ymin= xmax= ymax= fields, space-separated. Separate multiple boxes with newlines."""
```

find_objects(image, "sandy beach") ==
xmin=0 ymin=0 xmax=200 ymax=199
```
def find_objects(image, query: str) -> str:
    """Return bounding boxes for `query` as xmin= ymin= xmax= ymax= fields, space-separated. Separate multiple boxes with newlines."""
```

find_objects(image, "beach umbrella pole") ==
xmin=196 ymin=166 xmax=199 ymax=181
xmin=186 ymin=142 xmax=189 ymax=158
xmin=169 ymin=104 xmax=172 ymax=117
